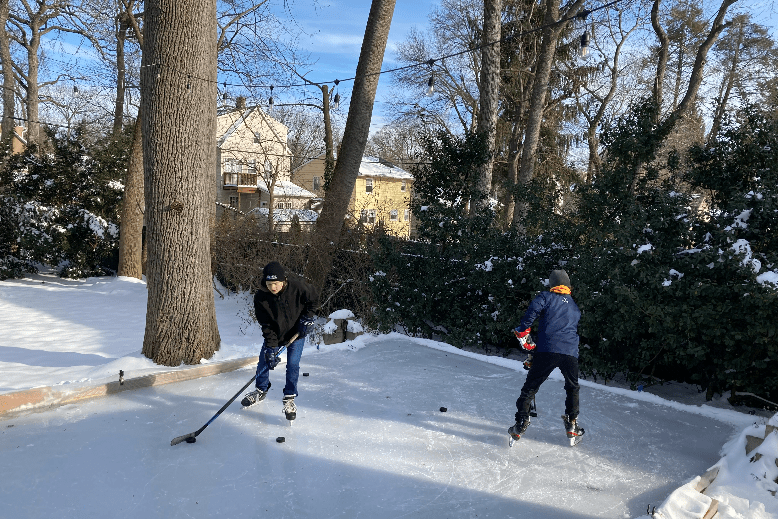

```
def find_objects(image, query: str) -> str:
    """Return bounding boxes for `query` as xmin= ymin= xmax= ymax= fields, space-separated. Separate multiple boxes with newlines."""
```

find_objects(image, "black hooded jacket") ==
xmin=253 ymin=277 xmax=318 ymax=348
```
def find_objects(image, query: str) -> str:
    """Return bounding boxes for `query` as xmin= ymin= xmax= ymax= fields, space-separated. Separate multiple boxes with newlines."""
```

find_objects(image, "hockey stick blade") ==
xmin=170 ymin=333 xmax=300 ymax=446
xmin=171 ymin=432 xmax=197 ymax=446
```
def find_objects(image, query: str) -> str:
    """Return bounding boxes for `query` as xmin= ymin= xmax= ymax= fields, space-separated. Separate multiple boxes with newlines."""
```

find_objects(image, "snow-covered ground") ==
xmin=0 ymin=272 xmax=776 ymax=518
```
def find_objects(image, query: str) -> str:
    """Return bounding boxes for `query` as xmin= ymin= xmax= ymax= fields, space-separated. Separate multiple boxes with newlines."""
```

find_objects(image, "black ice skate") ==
xmin=562 ymin=415 xmax=585 ymax=446
xmin=508 ymin=417 xmax=531 ymax=447
xmin=241 ymin=386 xmax=268 ymax=407
xmin=283 ymin=395 xmax=297 ymax=422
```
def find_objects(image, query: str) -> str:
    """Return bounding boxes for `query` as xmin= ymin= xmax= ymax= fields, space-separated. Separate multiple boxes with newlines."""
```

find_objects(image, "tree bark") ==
xmin=117 ymin=112 xmax=144 ymax=279
xmin=475 ymin=0 xmax=501 ymax=208
xmin=512 ymin=0 xmax=584 ymax=230
xmin=140 ymin=0 xmax=220 ymax=366
xmin=304 ymin=0 xmax=396 ymax=291
xmin=0 ymin=0 xmax=14 ymax=145
xmin=113 ymin=13 xmax=130 ymax=138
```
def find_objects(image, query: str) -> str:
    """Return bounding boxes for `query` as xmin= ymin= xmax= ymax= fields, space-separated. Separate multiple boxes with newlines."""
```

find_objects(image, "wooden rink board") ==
xmin=0 ymin=356 xmax=258 ymax=418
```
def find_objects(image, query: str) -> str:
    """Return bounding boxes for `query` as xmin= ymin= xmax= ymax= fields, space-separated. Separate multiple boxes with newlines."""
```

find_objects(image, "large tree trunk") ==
xmin=0 ymin=0 xmax=14 ymax=144
xmin=113 ymin=13 xmax=130 ymax=138
xmin=140 ymin=0 xmax=220 ymax=366
xmin=628 ymin=0 xmax=736 ymax=193
xmin=24 ymin=39 xmax=41 ymax=146
xmin=304 ymin=0 xmax=395 ymax=290
xmin=117 ymin=112 xmax=144 ymax=279
xmin=512 ymin=0 xmax=584 ymax=230
xmin=475 ymin=0 xmax=501 ymax=208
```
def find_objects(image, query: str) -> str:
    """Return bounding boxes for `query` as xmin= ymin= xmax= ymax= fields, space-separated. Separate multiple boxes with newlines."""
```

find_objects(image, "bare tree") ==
xmin=0 ymin=0 xmax=15 ymax=144
xmin=628 ymin=0 xmax=738 ymax=193
xmin=140 ymin=0 xmax=220 ymax=365
xmin=573 ymin=4 xmax=643 ymax=182
xmin=707 ymin=14 xmax=776 ymax=143
xmin=304 ymin=0 xmax=396 ymax=291
xmin=512 ymin=0 xmax=585 ymax=230
xmin=475 ymin=0 xmax=501 ymax=209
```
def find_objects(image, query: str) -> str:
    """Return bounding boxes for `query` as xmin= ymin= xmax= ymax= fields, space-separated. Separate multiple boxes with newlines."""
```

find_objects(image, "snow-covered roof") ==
xmin=256 ymin=180 xmax=315 ymax=198
xmin=360 ymin=156 xmax=414 ymax=180
xmin=247 ymin=208 xmax=319 ymax=223
xmin=291 ymin=154 xmax=414 ymax=181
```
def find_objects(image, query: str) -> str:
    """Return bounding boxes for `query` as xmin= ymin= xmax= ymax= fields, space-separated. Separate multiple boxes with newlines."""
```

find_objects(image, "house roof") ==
xmin=257 ymin=180 xmax=315 ymax=198
xmin=292 ymin=153 xmax=414 ymax=180
xmin=216 ymin=106 xmax=287 ymax=148
xmin=247 ymin=208 xmax=319 ymax=223
xmin=360 ymin=156 xmax=414 ymax=180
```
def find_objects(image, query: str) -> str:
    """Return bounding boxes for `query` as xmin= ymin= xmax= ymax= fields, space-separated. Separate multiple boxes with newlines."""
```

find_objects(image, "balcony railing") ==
xmin=223 ymin=172 xmax=258 ymax=188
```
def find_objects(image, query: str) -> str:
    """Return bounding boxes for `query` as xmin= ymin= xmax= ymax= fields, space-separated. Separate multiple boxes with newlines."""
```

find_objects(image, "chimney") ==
xmin=236 ymin=96 xmax=246 ymax=110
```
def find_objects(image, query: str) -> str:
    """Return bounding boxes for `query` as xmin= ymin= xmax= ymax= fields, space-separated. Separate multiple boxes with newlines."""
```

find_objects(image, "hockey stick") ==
xmin=171 ymin=333 xmax=299 ymax=446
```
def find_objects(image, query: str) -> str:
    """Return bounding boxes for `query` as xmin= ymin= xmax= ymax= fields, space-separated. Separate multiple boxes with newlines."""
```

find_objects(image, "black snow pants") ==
xmin=515 ymin=351 xmax=579 ymax=422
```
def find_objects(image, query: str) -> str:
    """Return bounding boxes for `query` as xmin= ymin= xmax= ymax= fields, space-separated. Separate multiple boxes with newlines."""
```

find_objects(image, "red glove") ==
xmin=514 ymin=328 xmax=535 ymax=351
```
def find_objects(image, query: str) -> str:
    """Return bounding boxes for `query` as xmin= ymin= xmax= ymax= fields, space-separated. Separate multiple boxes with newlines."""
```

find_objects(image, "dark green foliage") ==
xmin=368 ymin=102 xmax=777 ymax=403
xmin=0 ymin=126 xmax=126 ymax=279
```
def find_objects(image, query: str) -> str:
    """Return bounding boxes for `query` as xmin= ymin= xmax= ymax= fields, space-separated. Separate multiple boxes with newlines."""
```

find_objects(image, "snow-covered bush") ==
xmin=0 ymin=127 xmax=125 ymax=279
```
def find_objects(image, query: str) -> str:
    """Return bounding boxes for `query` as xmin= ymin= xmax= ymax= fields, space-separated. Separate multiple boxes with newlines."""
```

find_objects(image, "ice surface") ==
xmin=1 ymin=339 xmax=742 ymax=519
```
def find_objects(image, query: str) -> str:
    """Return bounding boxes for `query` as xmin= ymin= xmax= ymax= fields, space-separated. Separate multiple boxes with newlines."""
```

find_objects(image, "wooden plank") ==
xmin=702 ymin=499 xmax=719 ymax=519
xmin=0 ymin=356 xmax=258 ymax=418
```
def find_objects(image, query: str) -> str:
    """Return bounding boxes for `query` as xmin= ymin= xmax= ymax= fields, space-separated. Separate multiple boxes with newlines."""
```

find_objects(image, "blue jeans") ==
xmin=255 ymin=335 xmax=305 ymax=397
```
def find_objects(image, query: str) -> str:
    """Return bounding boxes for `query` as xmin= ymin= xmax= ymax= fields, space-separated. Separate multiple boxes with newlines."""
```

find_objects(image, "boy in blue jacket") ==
xmin=509 ymin=269 xmax=584 ymax=445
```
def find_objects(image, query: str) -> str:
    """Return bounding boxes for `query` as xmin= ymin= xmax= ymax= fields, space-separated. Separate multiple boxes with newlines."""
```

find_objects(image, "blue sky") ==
xmin=265 ymin=0 xmax=440 ymax=130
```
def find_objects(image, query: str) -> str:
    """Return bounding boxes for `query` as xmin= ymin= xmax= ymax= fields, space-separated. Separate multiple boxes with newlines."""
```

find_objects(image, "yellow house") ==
xmin=292 ymin=154 xmax=414 ymax=237
xmin=1 ymin=126 xmax=28 ymax=154
xmin=216 ymin=97 xmax=314 ymax=215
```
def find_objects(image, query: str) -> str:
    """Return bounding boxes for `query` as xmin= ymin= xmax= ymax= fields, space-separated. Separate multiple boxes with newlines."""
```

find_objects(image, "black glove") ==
xmin=265 ymin=347 xmax=281 ymax=370
xmin=297 ymin=315 xmax=315 ymax=337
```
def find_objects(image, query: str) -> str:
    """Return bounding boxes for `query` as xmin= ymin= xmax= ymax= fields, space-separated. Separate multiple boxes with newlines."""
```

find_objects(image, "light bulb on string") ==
xmin=269 ymin=85 xmax=274 ymax=114
xmin=425 ymin=59 xmax=435 ymax=96
xmin=332 ymin=79 xmax=340 ymax=110
xmin=579 ymin=30 xmax=590 ymax=58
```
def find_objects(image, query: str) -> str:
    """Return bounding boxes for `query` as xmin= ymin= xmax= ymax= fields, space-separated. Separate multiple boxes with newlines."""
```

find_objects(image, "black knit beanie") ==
xmin=549 ymin=269 xmax=571 ymax=288
xmin=262 ymin=261 xmax=286 ymax=284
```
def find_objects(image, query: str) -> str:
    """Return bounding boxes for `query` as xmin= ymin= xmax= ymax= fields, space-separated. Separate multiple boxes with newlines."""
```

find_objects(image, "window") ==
xmin=404 ymin=209 xmax=410 ymax=222
xmin=390 ymin=209 xmax=398 ymax=221
xmin=313 ymin=176 xmax=321 ymax=191
xmin=360 ymin=210 xmax=368 ymax=223
xmin=260 ymin=201 xmax=268 ymax=208
xmin=401 ymin=180 xmax=406 ymax=192
xmin=365 ymin=178 xmax=373 ymax=193
xmin=367 ymin=209 xmax=376 ymax=224
xmin=223 ymin=160 xmax=240 ymax=185
xmin=254 ymin=132 xmax=261 ymax=144
xmin=264 ymin=159 xmax=273 ymax=183
xmin=229 ymin=196 xmax=238 ymax=208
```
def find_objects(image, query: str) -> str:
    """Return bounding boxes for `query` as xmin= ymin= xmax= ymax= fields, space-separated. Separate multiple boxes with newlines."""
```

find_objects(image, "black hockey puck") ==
xmin=186 ymin=437 xmax=196 ymax=443
xmin=303 ymin=372 xmax=309 ymax=376
xmin=440 ymin=407 xmax=447 ymax=412
xmin=276 ymin=436 xmax=285 ymax=443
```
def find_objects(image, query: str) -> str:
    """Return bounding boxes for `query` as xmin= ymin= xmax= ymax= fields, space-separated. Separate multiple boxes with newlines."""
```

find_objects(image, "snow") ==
xmin=256 ymin=179 xmax=316 ymax=198
xmin=360 ymin=156 xmax=414 ymax=179
xmin=1 ymin=271 xmax=776 ymax=518
xmin=248 ymin=207 xmax=319 ymax=223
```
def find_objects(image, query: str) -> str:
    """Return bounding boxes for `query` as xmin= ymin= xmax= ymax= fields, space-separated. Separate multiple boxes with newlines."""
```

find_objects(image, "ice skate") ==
xmin=283 ymin=395 xmax=297 ymax=422
xmin=508 ymin=417 xmax=530 ymax=447
xmin=562 ymin=415 xmax=585 ymax=446
xmin=241 ymin=387 xmax=268 ymax=407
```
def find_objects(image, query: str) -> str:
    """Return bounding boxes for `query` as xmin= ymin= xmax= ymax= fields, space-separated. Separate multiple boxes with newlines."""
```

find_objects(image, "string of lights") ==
xmin=29 ymin=0 xmax=624 ymax=98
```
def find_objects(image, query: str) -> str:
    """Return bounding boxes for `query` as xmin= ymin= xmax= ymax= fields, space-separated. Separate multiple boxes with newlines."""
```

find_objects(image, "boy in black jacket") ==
xmin=241 ymin=261 xmax=318 ymax=421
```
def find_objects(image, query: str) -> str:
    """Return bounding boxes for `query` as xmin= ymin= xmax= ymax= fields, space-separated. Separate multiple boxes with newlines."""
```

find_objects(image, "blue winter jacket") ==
xmin=517 ymin=291 xmax=581 ymax=358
